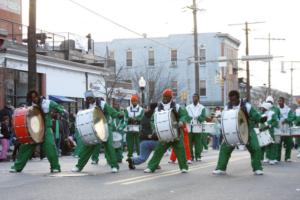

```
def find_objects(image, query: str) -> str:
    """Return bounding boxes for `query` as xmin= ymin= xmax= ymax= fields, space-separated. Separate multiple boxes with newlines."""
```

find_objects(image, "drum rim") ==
xmin=236 ymin=109 xmax=249 ymax=145
xmin=221 ymin=109 xmax=249 ymax=146
xmin=92 ymin=107 xmax=109 ymax=142
xmin=26 ymin=106 xmax=45 ymax=143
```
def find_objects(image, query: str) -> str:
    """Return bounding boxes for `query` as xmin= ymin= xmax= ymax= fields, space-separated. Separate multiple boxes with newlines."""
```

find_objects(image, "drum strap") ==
xmin=158 ymin=101 xmax=179 ymax=121
xmin=228 ymin=99 xmax=249 ymax=121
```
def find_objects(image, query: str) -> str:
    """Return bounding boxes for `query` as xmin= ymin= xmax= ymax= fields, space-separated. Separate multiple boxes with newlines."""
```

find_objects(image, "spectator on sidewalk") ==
xmin=0 ymin=115 xmax=12 ymax=161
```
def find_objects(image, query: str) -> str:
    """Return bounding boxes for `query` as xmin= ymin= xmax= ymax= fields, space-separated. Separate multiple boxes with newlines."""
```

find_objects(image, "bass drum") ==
xmin=76 ymin=107 xmax=109 ymax=145
xmin=154 ymin=109 xmax=180 ymax=143
xmin=221 ymin=109 xmax=249 ymax=146
xmin=13 ymin=106 xmax=45 ymax=144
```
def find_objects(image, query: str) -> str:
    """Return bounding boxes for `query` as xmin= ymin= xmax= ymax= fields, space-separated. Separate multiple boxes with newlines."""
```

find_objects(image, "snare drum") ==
xmin=126 ymin=125 xmax=140 ymax=132
xmin=290 ymin=126 xmax=300 ymax=137
xmin=187 ymin=123 xmax=202 ymax=133
xmin=13 ymin=106 xmax=45 ymax=144
xmin=221 ymin=109 xmax=249 ymax=146
xmin=154 ymin=109 xmax=180 ymax=142
xmin=254 ymin=128 xmax=274 ymax=147
xmin=112 ymin=132 xmax=123 ymax=148
xmin=276 ymin=124 xmax=291 ymax=136
xmin=76 ymin=107 xmax=109 ymax=145
xmin=202 ymin=122 xmax=216 ymax=135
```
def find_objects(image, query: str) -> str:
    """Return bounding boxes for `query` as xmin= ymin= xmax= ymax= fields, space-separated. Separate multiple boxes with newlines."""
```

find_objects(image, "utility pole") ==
xmin=192 ymin=0 xmax=199 ymax=94
xmin=255 ymin=33 xmax=285 ymax=95
xmin=281 ymin=61 xmax=300 ymax=104
xmin=229 ymin=21 xmax=265 ymax=102
xmin=28 ymin=0 xmax=37 ymax=91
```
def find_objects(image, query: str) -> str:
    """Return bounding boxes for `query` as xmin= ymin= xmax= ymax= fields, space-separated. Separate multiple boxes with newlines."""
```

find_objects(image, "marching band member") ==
xmin=71 ymin=91 xmax=122 ymax=173
xmin=186 ymin=93 xmax=206 ymax=162
xmin=259 ymin=102 xmax=279 ymax=165
xmin=126 ymin=103 xmax=159 ymax=169
xmin=10 ymin=90 xmax=64 ymax=173
xmin=265 ymin=96 xmax=281 ymax=162
xmin=293 ymin=99 xmax=300 ymax=158
xmin=277 ymin=97 xmax=294 ymax=162
xmin=110 ymin=112 xmax=126 ymax=163
xmin=144 ymin=88 xmax=189 ymax=173
xmin=213 ymin=90 xmax=264 ymax=175
xmin=124 ymin=95 xmax=144 ymax=159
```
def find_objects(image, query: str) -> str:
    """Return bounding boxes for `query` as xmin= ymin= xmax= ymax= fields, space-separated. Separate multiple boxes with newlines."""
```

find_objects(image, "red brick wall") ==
xmin=0 ymin=8 xmax=22 ymax=42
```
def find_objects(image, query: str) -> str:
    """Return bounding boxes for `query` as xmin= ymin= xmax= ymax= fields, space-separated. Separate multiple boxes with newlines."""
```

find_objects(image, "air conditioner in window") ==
xmin=171 ymin=61 xmax=177 ymax=67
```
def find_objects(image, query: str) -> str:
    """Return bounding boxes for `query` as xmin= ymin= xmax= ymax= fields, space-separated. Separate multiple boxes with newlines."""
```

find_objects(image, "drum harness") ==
xmin=128 ymin=106 xmax=141 ymax=125
xmin=158 ymin=101 xmax=179 ymax=122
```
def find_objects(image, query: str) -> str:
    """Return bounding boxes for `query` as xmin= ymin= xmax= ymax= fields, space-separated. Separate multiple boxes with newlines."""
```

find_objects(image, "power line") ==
xmin=68 ymin=0 xmax=174 ymax=50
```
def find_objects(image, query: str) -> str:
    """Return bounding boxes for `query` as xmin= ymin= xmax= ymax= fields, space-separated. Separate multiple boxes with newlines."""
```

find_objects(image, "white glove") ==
xmin=178 ymin=121 xmax=184 ymax=128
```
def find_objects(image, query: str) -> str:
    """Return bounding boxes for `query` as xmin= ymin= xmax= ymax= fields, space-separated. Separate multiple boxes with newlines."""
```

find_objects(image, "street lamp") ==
xmin=138 ymin=76 xmax=146 ymax=107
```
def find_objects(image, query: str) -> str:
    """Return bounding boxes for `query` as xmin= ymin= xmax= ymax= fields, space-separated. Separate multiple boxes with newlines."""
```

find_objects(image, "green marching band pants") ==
xmin=126 ymin=132 xmax=140 ymax=158
xmin=12 ymin=127 xmax=61 ymax=172
xmin=189 ymin=133 xmax=203 ymax=160
xmin=147 ymin=134 xmax=188 ymax=172
xmin=75 ymin=130 xmax=119 ymax=171
xmin=216 ymin=129 xmax=262 ymax=172
xmin=277 ymin=136 xmax=293 ymax=161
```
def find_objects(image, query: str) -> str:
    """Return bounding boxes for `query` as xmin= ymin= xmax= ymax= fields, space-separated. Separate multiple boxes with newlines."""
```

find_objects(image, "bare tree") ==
xmin=132 ymin=66 xmax=175 ymax=104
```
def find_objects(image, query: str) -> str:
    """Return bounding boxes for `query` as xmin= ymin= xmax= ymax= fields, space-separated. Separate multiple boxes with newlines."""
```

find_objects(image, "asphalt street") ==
xmin=1 ymin=149 xmax=300 ymax=200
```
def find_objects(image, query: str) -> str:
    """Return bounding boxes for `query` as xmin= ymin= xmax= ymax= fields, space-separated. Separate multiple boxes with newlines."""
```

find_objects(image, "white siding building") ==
xmin=95 ymin=33 xmax=240 ymax=107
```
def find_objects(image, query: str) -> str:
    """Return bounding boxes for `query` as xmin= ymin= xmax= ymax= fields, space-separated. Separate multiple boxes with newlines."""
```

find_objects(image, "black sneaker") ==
xmin=126 ymin=158 xmax=135 ymax=170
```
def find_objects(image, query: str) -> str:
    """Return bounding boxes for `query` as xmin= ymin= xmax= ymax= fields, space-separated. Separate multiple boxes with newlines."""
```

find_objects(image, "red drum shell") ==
xmin=13 ymin=106 xmax=45 ymax=144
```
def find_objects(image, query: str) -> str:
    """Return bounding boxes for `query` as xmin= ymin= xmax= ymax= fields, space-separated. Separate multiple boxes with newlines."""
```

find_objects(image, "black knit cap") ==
xmin=193 ymin=93 xmax=200 ymax=98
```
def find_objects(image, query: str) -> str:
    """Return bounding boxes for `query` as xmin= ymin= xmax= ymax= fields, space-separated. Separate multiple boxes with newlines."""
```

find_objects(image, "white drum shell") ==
xmin=290 ymin=126 xmax=300 ymax=136
xmin=254 ymin=128 xmax=274 ymax=147
xmin=76 ymin=108 xmax=108 ymax=145
xmin=154 ymin=109 xmax=179 ymax=143
xmin=221 ymin=109 xmax=248 ymax=146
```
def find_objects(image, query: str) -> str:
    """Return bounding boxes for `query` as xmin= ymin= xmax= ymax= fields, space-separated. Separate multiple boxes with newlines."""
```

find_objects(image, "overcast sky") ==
xmin=22 ymin=0 xmax=300 ymax=95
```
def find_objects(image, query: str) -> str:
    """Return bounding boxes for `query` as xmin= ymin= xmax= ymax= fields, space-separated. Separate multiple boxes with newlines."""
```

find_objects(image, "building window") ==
xmin=171 ymin=80 xmax=178 ymax=98
xmin=199 ymin=47 xmax=206 ymax=66
xmin=148 ymin=48 xmax=155 ymax=66
xmin=200 ymin=80 xmax=206 ymax=96
xmin=108 ymin=50 xmax=116 ymax=67
xmin=126 ymin=49 xmax=132 ymax=67
xmin=109 ymin=50 xmax=115 ymax=59
xmin=171 ymin=49 xmax=177 ymax=66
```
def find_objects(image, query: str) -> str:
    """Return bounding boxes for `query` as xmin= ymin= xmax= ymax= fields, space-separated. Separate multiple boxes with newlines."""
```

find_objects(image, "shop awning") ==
xmin=49 ymin=95 xmax=75 ymax=103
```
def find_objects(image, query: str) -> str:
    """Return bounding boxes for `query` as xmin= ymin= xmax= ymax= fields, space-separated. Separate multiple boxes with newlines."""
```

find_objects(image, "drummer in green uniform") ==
xmin=71 ymin=90 xmax=123 ymax=173
xmin=10 ymin=90 xmax=64 ymax=173
xmin=213 ymin=90 xmax=265 ymax=175
xmin=144 ymin=88 xmax=189 ymax=173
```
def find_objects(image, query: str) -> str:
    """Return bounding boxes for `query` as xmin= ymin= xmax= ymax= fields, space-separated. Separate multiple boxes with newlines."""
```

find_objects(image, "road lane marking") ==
xmin=106 ymin=155 xmax=249 ymax=185
xmin=121 ymin=156 xmax=249 ymax=185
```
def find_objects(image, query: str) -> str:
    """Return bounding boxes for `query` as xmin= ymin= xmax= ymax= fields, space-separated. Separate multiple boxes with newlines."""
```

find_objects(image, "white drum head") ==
xmin=27 ymin=106 xmax=45 ymax=143
xmin=237 ymin=110 xmax=249 ymax=144
xmin=93 ymin=108 xmax=109 ymax=142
